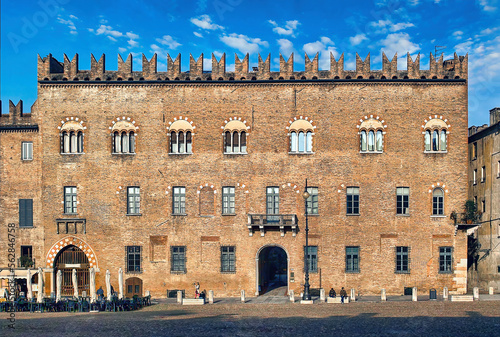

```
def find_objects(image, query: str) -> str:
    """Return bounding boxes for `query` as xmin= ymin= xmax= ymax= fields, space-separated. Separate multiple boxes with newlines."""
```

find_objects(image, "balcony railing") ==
xmin=17 ymin=257 xmax=36 ymax=269
xmin=247 ymin=214 xmax=298 ymax=237
xmin=56 ymin=218 xmax=86 ymax=234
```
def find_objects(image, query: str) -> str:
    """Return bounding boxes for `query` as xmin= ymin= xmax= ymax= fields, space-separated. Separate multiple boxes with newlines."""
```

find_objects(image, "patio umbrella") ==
xmin=26 ymin=268 xmax=33 ymax=301
xmin=118 ymin=267 xmax=124 ymax=300
xmin=37 ymin=267 xmax=44 ymax=303
xmin=89 ymin=267 xmax=96 ymax=303
xmin=72 ymin=269 xmax=78 ymax=299
xmin=56 ymin=270 xmax=62 ymax=302
xmin=105 ymin=269 xmax=111 ymax=300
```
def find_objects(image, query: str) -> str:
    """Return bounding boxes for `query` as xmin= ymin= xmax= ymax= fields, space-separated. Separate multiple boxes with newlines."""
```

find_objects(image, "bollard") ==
xmin=412 ymin=287 xmax=417 ymax=301
xmin=350 ymin=288 xmax=356 ymax=302
xmin=209 ymin=290 xmax=214 ymax=304
xmin=473 ymin=287 xmax=479 ymax=300
xmin=241 ymin=290 xmax=245 ymax=303
xmin=489 ymin=287 xmax=494 ymax=295
xmin=381 ymin=289 xmax=386 ymax=301
xmin=320 ymin=288 xmax=325 ymax=302
xmin=177 ymin=290 xmax=182 ymax=304
xmin=443 ymin=287 xmax=449 ymax=301
xmin=289 ymin=290 xmax=295 ymax=303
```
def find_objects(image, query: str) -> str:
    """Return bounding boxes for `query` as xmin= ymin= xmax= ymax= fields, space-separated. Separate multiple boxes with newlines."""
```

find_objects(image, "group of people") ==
xmin=194 ymin=282 xmax=207 ymax=299
xmin=96 ymin=285 xmax=115 ymax=301
xmin=329 ymin=287 xmax=348 ymax=303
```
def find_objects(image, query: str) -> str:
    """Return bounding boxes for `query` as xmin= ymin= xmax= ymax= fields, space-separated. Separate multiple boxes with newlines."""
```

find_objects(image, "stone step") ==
xmin=327 ymin=297 xmax=350 ymax=303
xmin=182 ymin=298 xmax=205 ymax=305
xmin=450 ymin=295 xmax=474 ymax=302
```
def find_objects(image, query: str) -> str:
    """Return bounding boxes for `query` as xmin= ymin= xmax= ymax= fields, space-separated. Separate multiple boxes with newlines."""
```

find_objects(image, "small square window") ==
xmin=21 ymin=142 xmax=33 ymax=160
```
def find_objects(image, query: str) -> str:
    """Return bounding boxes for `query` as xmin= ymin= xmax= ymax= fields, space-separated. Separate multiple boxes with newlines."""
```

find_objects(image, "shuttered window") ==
xmin=19 ymin=199 xmax=33 ymax=227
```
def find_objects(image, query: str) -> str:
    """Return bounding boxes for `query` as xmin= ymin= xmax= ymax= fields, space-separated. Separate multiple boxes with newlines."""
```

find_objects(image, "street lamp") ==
xmin=302 ymin=179 xmax=311 ymax=301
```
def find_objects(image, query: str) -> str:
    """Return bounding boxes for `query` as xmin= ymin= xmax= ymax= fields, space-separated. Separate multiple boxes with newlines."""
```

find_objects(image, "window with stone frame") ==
xmin=304 ymin=246 xmax=318 ymax=273
xmin=111 ymin=119 xmax=137 ymax=154
xmin=359 ymin=117 xmax=385 ymax=153
xmin=21 ymin=142 xmax=33 ymax=160
xmin=439 ymin=247 xmax=453 ymax=273
xmin=306 ymin=187 xmax=318 ymax=214
xmin=171 ymin=246 xmax=186 ymax=273
xmin=126 ymin=246 xmax=142 ymax=273
xmin=223 ymin=119 xmax=248 ymax=154
xmin=222 ymin=186 xmax=235 ymax=214
xmin=481 ymin=166 xmax=486 ymax=183
xmin=288 ymin=118 xmax=314 ymax=154
xmin=169 ymin=120 xmax=193 ymax=154
xmin=64 ymin=186 xmax=77 ymax=214
xmin=220 ymin=246 xmax=236 ymax=273
xmin=396 ymin=187 xmax=410 ymax=215
xmin=395 ymin=246 xmax=410 ymax=273
xmin=60 ymin=120 xmax=85 ymax=154
xmin=345 ymin=246 xmax=359 ymax=273
xmin=127 ymin=186 xmax=140 ymax=215
xmin=423 ymin=118 xmax=448 ymax=153
xmin=432 ymin=188 xmax=444 ymax=215
xmin=173 ymin=187 xmax=186 ymax=215
xmin=346 ymin=187 xmax=360 ymax=215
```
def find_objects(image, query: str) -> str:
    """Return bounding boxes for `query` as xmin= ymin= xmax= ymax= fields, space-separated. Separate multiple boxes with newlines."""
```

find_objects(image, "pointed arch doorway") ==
xmin=53 ymin=245 xmax=90 ymax=296
xmin=255 ymin=244 xmax=289 ymax=296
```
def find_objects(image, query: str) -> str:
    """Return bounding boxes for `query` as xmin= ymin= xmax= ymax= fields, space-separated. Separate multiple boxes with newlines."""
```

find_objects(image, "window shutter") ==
xmin=26 ymin=199 xmax=33 ymax=226
xmin=19 ymin=199 xmax=26 ymax=226
xmin=125 ymin=246 xmax=128 ymax=271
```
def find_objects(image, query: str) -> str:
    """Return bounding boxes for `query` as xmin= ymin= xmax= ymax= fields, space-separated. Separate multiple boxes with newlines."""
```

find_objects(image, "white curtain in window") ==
xmin=368 ymin=130 xmax=375 ymax=151
xmin=432 ymin=130 xmax=439 ymax=151
xmin=63 ymin=132 xmax=70 ymax=153
xmin=186 ymin=131 xmax=192 ymax=153
xmin=440 ymin=130 xmax=446 ymax=151
xmin=298 ymin=132 xmax=305 ymax=152
xmin=225 ymin=131 xmax=231 ymax=153
xmin=114 ymin=132 xmax=121 ymax=153
xmin=233 ymin=131 xmax=239 ymax=153
xmin=376 ymin=130 xmax=383 ymax=152
xmin=178 ymin=131 xmax=185 ymax=153
xmin=122 ymin=132 xmax=129 ymax=153
xmin=129 ymin=132 xmax=135 ymax=153
xmin=241 ymin=132 xmax=247 ymax=153
xmin=306 ymin=131 xmax=312 ymax=152
xmin=77 ymin=132 xmax=83 ymax=153
xmin=360 ymin=131 xmax=367 ymax=151
xmin=70 ymin=131 xmax=77 ymax=153
xmin=425 ymin=130 xmax=431 ymax=151
xmin=171 ymin=132 xmax=177 ymax=153
xmin=291 ymin=132 xmax=297 ymax=152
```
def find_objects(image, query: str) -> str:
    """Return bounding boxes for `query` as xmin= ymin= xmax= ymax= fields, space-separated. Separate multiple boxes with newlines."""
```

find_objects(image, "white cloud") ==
xmin=479 ymin=0 xmax=497 ymax=11
xmin=350 ymin=33 xmax=368 ymax=46
xmin=220 ymin=33 xmax=268 ymax=54
xmin=190 ymin=14 xmax=224 ymax=30
xmin=453 ymin=30 xmax=464 ymax=40
xmin=370 ymin=20 xmax=415 ymax=33
xmin=390 ymin=22 xmax=415 ymax=32
xmin=277 ymin=39 xmax=294 ymax=56
xmin=90 ymin=24 xmax=140 ymax=49
xmin=126 ymin=32 xmax=139 ymax=40
xmin=268 ymin=20 xmax=300 ymax=37
xmin=128 ymin=39 xmax=139 ymax=48
xmin=379 ymin=32 xmax=420 ymax=68
xmin=302 ymin=37 xmax=338 ymax=69
xmin=194 ymin=32 xmax=203 ymax=38
xmin=57 ymin=15 xmax=77 ymax=34
xmin=118 ymin=47 xmax=127 ymax=53
xmin=96 ymin=25 xmax=123 ymax=38
xmin=107 ymin=36 xmax=117 ymax=42
xmin=155 ymin=35 xmax=181 ymax=50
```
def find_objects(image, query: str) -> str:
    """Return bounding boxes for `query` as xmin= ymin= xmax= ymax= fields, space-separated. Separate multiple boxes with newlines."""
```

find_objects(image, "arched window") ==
xmin=60 ymin=120 xmax=85 ymax=154
xmin=223 ymin=119 xmax=249 ymax=154
xmin=432 ymin=188 xmax=444 ymax=215
xmin=359 ymin=117 xmax=384 ymax=153
xmin=169 ymin=119 xmax=194 ymax=154
xmin=111 ymin=119 xmax=138 ymax=154
xmin=424 ymin=118 xmax=448 ymax=153
xmin=289 ymin=119 xmax=314 ymax=154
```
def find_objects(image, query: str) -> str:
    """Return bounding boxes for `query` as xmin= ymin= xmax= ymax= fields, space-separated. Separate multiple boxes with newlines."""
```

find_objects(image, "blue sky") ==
xmin=1 ymin=0 xmax=499 ymax=126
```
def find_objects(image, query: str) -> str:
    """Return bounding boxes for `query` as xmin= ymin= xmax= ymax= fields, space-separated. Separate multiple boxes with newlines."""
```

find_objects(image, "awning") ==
xmin=0 ymin=269 xmax=29 ymax=279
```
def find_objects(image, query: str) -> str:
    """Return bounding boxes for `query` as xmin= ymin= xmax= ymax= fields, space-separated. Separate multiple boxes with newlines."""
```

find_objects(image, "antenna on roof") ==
xmin=435 ymin=46 xmax=446 ymax=58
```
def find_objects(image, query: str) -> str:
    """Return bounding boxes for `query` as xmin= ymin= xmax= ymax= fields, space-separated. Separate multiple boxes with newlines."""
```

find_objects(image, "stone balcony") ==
xmin=247 ymin=214 xmax=298 ymax=237
xmin=56 ymin=218 xmax=86 ymax=234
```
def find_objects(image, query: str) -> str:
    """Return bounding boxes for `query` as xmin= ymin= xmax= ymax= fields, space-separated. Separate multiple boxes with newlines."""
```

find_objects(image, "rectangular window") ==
xmin=306 ymin=187 xmax=319 ymax=215
xmin=20 ymin=246 xmax=33 ymax=267
xmin=346 ymin=187 xmax=359 ymax=215
xmin=481 ymin=166 xmax=486 ymax=182
xmin=472 ymin=142 xmax=477 ymax=159
xmin=396 ymin=187 xmax=410 ymax=215
xmin=126 ymin=246 xmax=141 ymax=272
xmin=345 ymin=246 xmax=359 ymax=273
xmin=473 ymin=169 xmax=477 ymax=185
xmin=395 ymin=246 xmax=410 ymax=273
xmin=173 ymin=187 xmax=186 ymax=215
xmin=439 ymin=247 xmax=453 ymax=273
xmin=171 ymin=246 xmax=186 ymax=273
xmin=482 ymin=199 xmax=486 ymax=213
xmin=64 ymin=186 xmax=77 ymax=214
xmin=221 ymin=246 xmax=236 ymax=272
xmin=19 ymin=199 xmax=33 ymax=227
xmin=21 ymin=142 xmax=33 ymax=160
xmin=222 ymin=187 xmax=235 ymax=214
xmin=127 ymin=186 xmax=140 ymax=214
xmin=304 ymin=246 xmax=318 ymax=273
xmin=266 ymin=186 xmax=280 ymax=222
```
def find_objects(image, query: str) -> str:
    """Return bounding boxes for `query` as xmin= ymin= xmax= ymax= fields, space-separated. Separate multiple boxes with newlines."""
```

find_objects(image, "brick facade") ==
xmin=0 ymin=51 xmax=469 ymax=297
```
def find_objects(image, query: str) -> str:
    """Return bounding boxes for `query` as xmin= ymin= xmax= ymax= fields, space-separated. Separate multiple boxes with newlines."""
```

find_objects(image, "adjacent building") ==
xmin=0 ymin=51 xmax=470 ymax=298
xmin=468 ymin=107 xmax=500 ymax=290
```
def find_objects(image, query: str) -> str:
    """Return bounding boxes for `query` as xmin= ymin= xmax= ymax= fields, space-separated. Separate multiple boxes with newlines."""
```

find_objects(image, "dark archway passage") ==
xmin=53 ymin=245 xmax=89 ymax=296
xmin=258 ymin=246 xmax=287 ymax=295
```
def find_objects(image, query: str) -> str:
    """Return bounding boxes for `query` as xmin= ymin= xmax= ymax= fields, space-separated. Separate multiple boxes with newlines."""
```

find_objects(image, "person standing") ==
xmin=195 ymin=282 xmax=200 ymax=299
xmin=340 ymin=287 xmax=347 ymax=304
